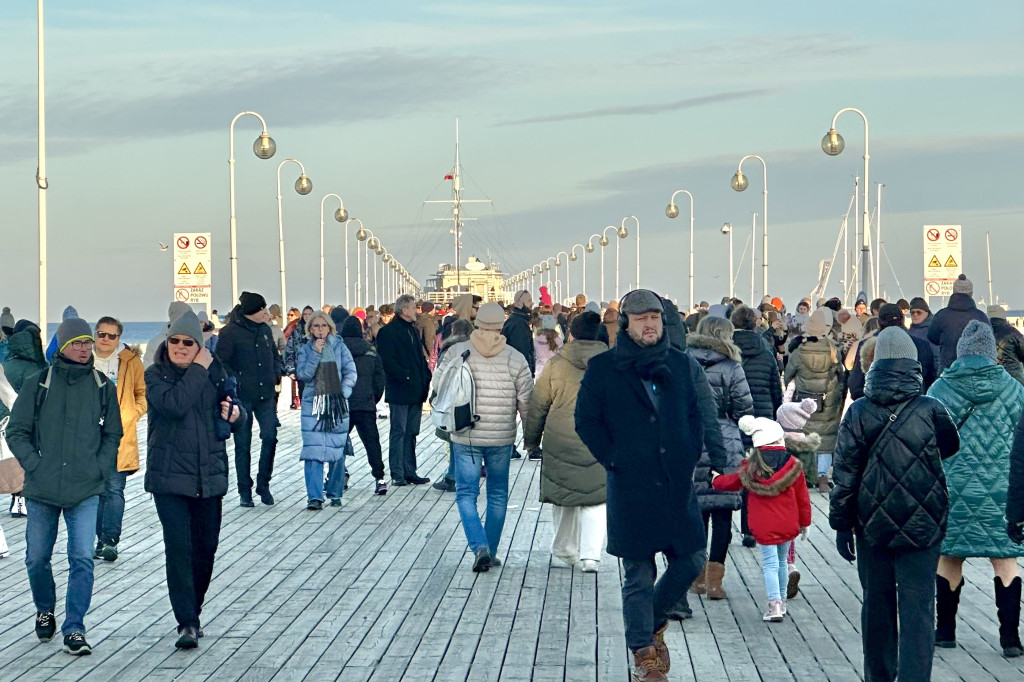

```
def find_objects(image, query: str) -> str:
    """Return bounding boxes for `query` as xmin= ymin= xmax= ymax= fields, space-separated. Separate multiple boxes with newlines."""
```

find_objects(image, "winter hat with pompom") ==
xmin=776 ymin=399 xmax=819 ymax=433
xmin=956 ymin=320 xmax=997 ymax=361
xmin=738 ymin=415 xmax=785 ymax=448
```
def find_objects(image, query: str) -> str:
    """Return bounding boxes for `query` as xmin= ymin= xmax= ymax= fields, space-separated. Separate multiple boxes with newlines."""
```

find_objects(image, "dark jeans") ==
xmin=153 ymin=494 xmax=222 ymax=630
xmin=856 ymin=536 xmax=940 ymax=682
xmin=701 ymin=509 xmax=733 ymax=564
xmin=96 ymin=471 xmax=128 ymax=546
xmin=622 ymin=549 xmax=704 ymax=652
xmin=388 ymin=403 xmax=422 ymax=482
xmin=349 ymin=410 xmax=385 ymax=480
xmin=233 ymin=397 xmax=279 ymax=493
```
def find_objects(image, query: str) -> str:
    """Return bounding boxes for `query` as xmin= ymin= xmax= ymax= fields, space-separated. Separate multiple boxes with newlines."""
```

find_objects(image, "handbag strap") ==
xmin=871 ymin=396 xmax=917 ymax=453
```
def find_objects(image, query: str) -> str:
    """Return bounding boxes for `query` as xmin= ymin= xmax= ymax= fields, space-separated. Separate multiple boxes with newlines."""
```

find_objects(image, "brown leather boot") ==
xmin=652 ymin=621 xmax=671 ymax=673
xmin=689 ymin=563 xmax=708 ymax=595
xmin=705 ymin=561 xmax=728 ymax=600
xmin=631 ymin=646 xmax=668 ymax=681
xmin=817 ymin=474 xmax=831 ymax=494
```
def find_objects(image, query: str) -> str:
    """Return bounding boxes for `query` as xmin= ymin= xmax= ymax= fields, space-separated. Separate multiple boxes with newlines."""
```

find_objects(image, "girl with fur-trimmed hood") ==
xmin=713 ymin=415 xmax=811 ymax=623
xmin=776 ymin=398 xmax=822 ymax=600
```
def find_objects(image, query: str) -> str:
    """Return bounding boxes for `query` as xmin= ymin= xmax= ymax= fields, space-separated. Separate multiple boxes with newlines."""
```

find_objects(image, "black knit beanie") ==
xmin=239 ymin=291 xmax=267 ymax=316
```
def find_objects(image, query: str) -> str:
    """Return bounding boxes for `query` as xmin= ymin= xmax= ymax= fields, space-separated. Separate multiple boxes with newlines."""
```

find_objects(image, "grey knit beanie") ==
xmin=777 ymin=398 xmax=819 ymax=432
xmin=167 ymin=311 xmax=203 ymax=346
xmin=0 ymin=307 xmax=14 ymax=330
xmin=874 ymin=326 xmax=917 ymax=361
xmin=952 ymin=274 xmax=973 ymax=295
xmin=56 ymin=317 xmax=93 ymax=353
xmin=956 ymin=320 xmax=997 ymax=361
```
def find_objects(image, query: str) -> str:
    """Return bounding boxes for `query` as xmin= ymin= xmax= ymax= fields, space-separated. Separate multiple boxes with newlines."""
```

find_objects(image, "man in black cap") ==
xmin=849 ymin=303 xmax=936 ymax=400
xmin=575 ymin=289 xmax=725 ymax=681
xmin=216 ymin=292 xmax=283 ymax=506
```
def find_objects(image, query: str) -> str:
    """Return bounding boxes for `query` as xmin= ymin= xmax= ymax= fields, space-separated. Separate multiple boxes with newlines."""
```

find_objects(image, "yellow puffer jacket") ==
xmin=115 ymin=346 xmax=147 ymax=473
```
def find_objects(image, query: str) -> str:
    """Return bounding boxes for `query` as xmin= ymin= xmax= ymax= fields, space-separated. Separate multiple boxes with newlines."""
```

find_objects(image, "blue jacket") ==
xmin=297 ymin=337 xmax=357 ymax=462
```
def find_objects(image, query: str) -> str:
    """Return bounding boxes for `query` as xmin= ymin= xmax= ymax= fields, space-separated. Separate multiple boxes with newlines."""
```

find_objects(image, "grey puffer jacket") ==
xmin=784 ymin=337 xmax=847 ymax=453
xmin=685 ymin=334 xmax=754 ymax=511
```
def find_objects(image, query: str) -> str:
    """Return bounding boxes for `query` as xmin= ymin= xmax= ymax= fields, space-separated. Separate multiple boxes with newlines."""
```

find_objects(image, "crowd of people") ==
xmin=1 ymin=272 xmax=1024 ymax=682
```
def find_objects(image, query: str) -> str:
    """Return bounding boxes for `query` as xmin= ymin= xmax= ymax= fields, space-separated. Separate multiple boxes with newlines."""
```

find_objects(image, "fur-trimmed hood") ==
xmin=684 ymin=333 xmax=741 ymax=363
xmin=738 ymin=456 xmax=803 ymax=497
xmin=784 ymin=431 xmax=821 ymax=455
xmin=119 ymin=344 xmax=142 ymax=361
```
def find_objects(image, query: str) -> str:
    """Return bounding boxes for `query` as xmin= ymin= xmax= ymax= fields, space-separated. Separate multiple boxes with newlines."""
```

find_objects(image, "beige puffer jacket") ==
xmin=433 ymin=331 xmax=533 ymax=447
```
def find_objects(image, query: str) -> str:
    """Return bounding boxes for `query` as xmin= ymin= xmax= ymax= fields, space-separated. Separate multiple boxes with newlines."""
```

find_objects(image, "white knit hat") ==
xmin=777 ymin=399 xmax=819 ymax=432
xmin=738 ymin=415 xmax=785 ymax=448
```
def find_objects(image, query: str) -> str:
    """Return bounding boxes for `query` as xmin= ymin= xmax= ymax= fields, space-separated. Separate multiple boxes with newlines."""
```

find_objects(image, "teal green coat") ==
xmin=928 ymin=354 xmax=1024 ymax=558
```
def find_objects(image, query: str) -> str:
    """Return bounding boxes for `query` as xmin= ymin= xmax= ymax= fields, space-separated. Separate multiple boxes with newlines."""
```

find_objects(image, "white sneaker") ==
xmin=579 ymin=559 xmax=599 ymax=573
xmin=552 ymin=553 xmax=578 ymax=568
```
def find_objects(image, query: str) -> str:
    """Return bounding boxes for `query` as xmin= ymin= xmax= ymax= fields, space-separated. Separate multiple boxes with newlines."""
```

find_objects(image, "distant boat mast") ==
xmin=425 ymin=119 xmax=490 ymax=290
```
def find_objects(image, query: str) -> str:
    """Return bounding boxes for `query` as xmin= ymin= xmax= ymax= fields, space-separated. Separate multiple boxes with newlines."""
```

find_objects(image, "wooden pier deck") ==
xmin=1 ymin=406 xmax=1022 ymax=681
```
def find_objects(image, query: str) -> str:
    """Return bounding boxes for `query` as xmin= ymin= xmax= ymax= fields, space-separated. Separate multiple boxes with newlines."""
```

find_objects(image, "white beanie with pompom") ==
xmin=738 ymin=415 xmax=785 ymax=448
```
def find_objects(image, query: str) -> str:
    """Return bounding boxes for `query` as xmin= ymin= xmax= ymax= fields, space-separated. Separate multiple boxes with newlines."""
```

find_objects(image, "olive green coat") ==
xmin=524 ymin=339 xmax=608 ymax=507
xmin=784 ymin=337 xmax=847 ymax=453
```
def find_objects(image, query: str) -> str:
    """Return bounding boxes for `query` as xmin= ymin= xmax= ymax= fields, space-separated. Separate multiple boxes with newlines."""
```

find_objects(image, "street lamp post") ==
xmin=344 ymin=218 xmax=363 ymax=309
xmin=36 ymin=0 xmax=49 ymax=328
xmin=731 ymin=155 xmax=768 ymax=297
xmin=665 ymin=189 xmax=695 ymax=310
xmin=621 ymin=216 xmax=640 ymax=289
xmin=722 ymin=223 xmax=734 ymax=299
xmin=275 ymin=159 xmax=312 ymax=315
xmin=543 ymin=257 xmax=557 ymax=297
xmin=356 ymin=227 xmax=376 ymax=308
xmin=319 ymin=195 xmax=348 ymax=310
xmin=229 ymin=111 xmax=276 ymax=303
xmin=569 ymin=243 xmax=587 ymax=304
xmin=822 ymin=108 xmax=871 ymax=300
xmin=599 ymin=224 xmax=628 ymax=302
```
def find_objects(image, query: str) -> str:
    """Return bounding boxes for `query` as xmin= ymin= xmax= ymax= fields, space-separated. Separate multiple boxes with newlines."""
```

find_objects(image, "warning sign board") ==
xmin=923 ymin=224 xmax=962 ymax=299
xmin=173 ymin=232 xmax=211 ymax=303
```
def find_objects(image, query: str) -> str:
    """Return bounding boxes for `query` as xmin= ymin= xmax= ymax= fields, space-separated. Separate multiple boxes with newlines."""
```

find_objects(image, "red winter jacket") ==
xmin=713 ymin=453 xmax=811 ymax=545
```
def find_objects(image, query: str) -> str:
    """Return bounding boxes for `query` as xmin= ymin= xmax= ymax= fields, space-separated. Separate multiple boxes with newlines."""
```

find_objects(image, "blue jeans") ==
xmin=304 ymin=453 xmax=346 ymax=503
xmin=96 ymin=471 xmax=128 ymax=545
xmin=325 ymin=438 xmax=353 ymax=500
xmin=817 ymin=453 xmax=833 ymax=477
xmin=760 ymin=541 xmax=792 ymax=602
xmin=25 ymin=496 xmax=99 ymax=635
xmin=453 ymin=444 xmax=511 ymax=555
xmin=445 ymin=443 xmax=455 ymax=481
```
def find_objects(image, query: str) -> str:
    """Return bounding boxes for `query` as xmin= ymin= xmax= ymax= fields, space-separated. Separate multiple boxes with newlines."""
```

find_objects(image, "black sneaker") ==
xmin=511 ymin=449 xmax=523 ymax=459
xmin=473 ymin=547 xmax=491 ymax=573
xmin=407 ymin=475 xmax=431 ymax=485
xmin=256 ymin=489 xmax=275 ymax=506
xmin=742 ymin=534 xmax=756 ymax=548
xmin=528 ymin=450 xmax=542 ymax=461
xmin=431 ymin=478 xmax=456 ymax=492
xmin=101 ymin=543 xmax=118 ymax=562
xmin=344 ymin=472 xmax=350 ymax=490
xmin=63 ymin=632 xmax=91 ymax=655
xmin=489 ymin=556 xmax=502 ymax=567
xmin=307 ymin=500 xmax=323 ymax=511
xmin=174 ymin=625 xmax=199 ymax=650
xmin=390 ymin=478 xmax=409 ymax=487
xmin=375 ymin=480 xmax=388 ymax=495
xmin=329 ymin=498 xmax=343 ymax=507
xmin=35 ymin=612 xmax=56 ymax=642
xmin=93 ymin=541 xmax=104 ymax=560
xmin=239 ymin=491 xmax=255 ymax=508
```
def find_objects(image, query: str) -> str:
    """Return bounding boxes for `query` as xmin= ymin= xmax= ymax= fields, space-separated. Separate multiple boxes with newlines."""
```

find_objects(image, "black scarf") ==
xmin=312 ymin=335 xmax=347 ymax=431
xmin=613 ymin=329 xmax=674 ymax=388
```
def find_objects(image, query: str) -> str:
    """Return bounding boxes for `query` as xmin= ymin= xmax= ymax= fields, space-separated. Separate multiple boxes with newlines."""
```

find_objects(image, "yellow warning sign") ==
xmin=178 ymin=263 xmax=191 ymax=275
xmin=194 ymin=262 xmax=207 ymax=275
xmin=928 ymin=256 xmax=941 ymax=268
xmin=944 ymin=255 xmax=958 ymax=268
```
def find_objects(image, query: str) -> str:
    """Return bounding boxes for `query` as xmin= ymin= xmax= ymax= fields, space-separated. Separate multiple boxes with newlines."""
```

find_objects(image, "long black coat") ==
xmin=501 ymin=307 xmax=535 ymax=376
xmin=733 ymin=329 xmax=782 ymax=419
xmin=215 ymin=307 xmax=284 ymax=403
xmin=575 ymin=336 xmax=724 ymax=560
xmin=830 ymin=358 xmax=959 ymax=550
xmin=144 ymin=346 xmax=247 ymax=498
xmin=927 ymin=294 xmax=989 ymax=372
xmin=376 ymin=316 xmax=431 ymax=405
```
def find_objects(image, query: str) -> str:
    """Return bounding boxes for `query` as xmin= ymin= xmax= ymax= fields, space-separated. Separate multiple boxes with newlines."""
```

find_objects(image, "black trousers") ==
xmin=349 ymin=410 xmax=385 ymax=480
xmin=233 ymin=397 xmax=279 ymax=492
xmin=153 ymin=494 xmax=222 ymax=630
xmin=856 ymin=536 xmax=940 ymax=682
xmin=621 ymin=549 xmax=704 ymax=652
xmin=701 ymin=509 xmax=733 ymax=564
xmin=388 ymin=403 xmax=422 ymax=482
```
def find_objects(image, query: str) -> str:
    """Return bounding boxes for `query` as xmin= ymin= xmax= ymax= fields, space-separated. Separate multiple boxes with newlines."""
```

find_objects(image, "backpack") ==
xmin=430 ymin=347 xmax=479 ymax=435
xmin=34 ymin=367 xmax=111 ymax=438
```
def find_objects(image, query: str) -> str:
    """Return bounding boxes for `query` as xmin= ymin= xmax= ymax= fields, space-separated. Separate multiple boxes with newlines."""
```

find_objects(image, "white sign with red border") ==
xmin=923 ymin=225 xmax=962 ymax=299
xmin=173 ymin=232 xmax=212 ymax=303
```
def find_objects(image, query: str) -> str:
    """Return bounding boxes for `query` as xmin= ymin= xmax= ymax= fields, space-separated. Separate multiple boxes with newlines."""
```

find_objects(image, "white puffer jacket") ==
xmin=433 ymin=332 xmax=533 ymax=447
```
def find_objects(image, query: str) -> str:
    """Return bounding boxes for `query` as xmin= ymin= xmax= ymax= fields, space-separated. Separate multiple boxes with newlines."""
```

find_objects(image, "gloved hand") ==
xmin=836 ymin=530 xmax=856 ymax=562
xmin=1008 ymin=521 xmax=1024 ymax=545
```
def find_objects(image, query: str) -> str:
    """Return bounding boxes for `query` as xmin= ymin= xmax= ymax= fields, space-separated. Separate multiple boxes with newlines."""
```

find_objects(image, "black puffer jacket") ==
xmin=992 ymin=318 xmax=1024 ymax=386
xmin=733 ymin=329 xmax=782 ymax=419
xmin=215 ymin=307 xmax=284 ymax=403
xmin=144 ymin=344 xmax=247 ymax=498
xmin=501 ymin=307 xmax=535 ymax=376
xmin=3 ymin=324 xmax=47 ymax=392
xmin=848 ymin=329 xmax=936 ymax=400
xmin=830 ymin=358 xmax=960 ymax=550
xmin=341 ymin=324 xmax=385 ymax=412
xmin=927 ymin=293 xmax=989 ymax=372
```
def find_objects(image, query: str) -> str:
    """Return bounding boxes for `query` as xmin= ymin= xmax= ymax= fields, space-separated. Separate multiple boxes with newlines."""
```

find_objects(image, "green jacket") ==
xmin=928 ymin=354 xmax=1024 ymax=558
xmin=784 ymin=337 xmax=847 ymax=453
xmin=3 ymin=326 xmax=48 ymax=393
xmin=6 ymin=354 xmax=123 ymax=508
xmin=525 ymin=339 xmax=608 ymax=507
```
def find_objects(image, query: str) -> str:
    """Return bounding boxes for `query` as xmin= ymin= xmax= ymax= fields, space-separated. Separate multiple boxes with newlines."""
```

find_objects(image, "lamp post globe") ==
xmin=666 ymin=203 xmax=679 ymax=219
xmin=375 ymin=245 xmax=385 ymax=256
xmin=617 ymin=226 xmax=628 ymax=239
xmin=295 ymin=174 xmax=313 ymax=195
xmin=730 ymin=170 xmax=749 ymax=192
xmin=569 ymin=253 xmax=577 ymax=262
xmin=253 ymin=132 xmax=276 ymax=159
xmin=822 ymin=128 xmax=845 ymax=156
xmin=586 ymin=241 xmax=595 ymax=253
xmin=334 ymin=207 xmax=348 ymax=222
xmin=368 ymin=237 xmax=379 ymax=249
xmin=600 ymin=236 xmax=609 ymax=247
xmin=356 ymin=228 xmax=368 ymax=242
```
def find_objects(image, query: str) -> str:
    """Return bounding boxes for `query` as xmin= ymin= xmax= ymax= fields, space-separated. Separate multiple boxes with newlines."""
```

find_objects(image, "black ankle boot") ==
xmin=935 ymin=575 xmax=962 ymax=648
xmin=994 ymin=576 xmax=1023 ymax=658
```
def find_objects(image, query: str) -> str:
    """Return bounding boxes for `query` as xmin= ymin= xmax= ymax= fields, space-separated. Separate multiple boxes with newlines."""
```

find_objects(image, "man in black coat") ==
xmin=927 ymin=274 xmax=989 ymax=372
xmin=215 ymin=292 xmax=284 ymax=507
xmin=376 ymin=294 xmax=432 ymax=486
xmin=502 ymin=290 xmax=535 ymax=376
xmin=576 ymin=289 xmax=726 ymax=679
xmin=848 ymin=303 xmax=936 ymax=400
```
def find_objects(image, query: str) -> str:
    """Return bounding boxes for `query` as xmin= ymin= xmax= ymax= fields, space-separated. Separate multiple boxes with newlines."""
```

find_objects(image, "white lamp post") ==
xmin=355 ymin=227 xmax=376 ymax=308
xmin=731 ymin=155 xmax=768 ymax=298
xmin=319 ymin=194 xmax=348 ymax=310
xmin=344 ymin=218 xmax=363 ymax=309
xmin=822 ymin=108 xmax=871 ymax=300
xmin=556 ymin=250 xmax=569 ymax=305
xmin=275 ymin=159 xmax=312 ymax=315
xmin=36 ymin=0 xmax=49 ymax=328
xmin=229 ymin=111 xmax=276 ymax=303
xmin=722 ymin=223 xmax=734 ymax=300
xmin=621 ymin=215 xmax=640 ymax=289
xmin=569 ymin=243 xmax=587 ymax=304
xmin=599 ymin=224 xmax=628 ymax=303
xmin=665 ymin=189 xmax=695 ymax=310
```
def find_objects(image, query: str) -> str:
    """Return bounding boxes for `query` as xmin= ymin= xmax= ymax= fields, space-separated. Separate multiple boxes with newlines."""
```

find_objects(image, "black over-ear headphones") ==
xmin=617 ymin=289 xmax=663 ymax=330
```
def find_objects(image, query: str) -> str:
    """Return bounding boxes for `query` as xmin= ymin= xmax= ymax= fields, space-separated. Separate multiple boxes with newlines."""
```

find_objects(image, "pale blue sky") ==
xmin=1 ymin=1 xmax=1022 ymax=320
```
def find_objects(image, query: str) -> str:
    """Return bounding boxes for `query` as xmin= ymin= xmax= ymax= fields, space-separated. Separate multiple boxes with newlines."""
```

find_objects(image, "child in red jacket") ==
xmin=713 ymin=415 xmax=811 ymax=622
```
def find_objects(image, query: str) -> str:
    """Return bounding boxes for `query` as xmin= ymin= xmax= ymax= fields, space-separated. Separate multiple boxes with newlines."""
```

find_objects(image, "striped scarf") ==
xmin=312 ymin=335 xmax=347 ymax=431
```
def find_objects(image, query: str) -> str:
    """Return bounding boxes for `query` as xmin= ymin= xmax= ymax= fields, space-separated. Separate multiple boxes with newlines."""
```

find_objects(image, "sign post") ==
xmin=923 ymin=225 xmax=962 ymax=306
xmin=173 ymin=232 xmax=212 ymax=318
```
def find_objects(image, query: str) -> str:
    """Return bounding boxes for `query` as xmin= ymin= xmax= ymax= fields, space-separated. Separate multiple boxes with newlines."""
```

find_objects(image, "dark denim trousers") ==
xmin=856 ymin=536 xmax=940 ymax=682
xmin=25 ymin=496 xmax=99 ymax=635
xmin=233 ymin=397 xmax=279 ymax=492
xmin=388 ymin=403 xmax=422 ymax=482
xmin=96 ymin=471 xmax=128 ymax=545
xmin=153 ymin=494 xmax=222 ymax=630
xmin=621 ymin=549 xmax=704 ymax=652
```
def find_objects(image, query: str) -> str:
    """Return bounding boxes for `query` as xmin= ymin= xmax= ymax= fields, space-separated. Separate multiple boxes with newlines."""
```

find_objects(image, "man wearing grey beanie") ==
xmin=927 ymin=274 xmax=989 ymax=372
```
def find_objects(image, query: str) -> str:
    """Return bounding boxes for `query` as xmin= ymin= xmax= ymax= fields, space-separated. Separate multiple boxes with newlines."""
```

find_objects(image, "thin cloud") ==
xmin=494 ymin=88 xmax=778 ymax=126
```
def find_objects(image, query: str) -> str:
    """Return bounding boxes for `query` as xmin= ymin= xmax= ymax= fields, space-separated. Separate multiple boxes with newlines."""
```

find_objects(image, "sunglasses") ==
xmin=168 ymin=336 xmax=197 ymax=347
xmin=96 ymin=332 xmax=120 ymax=340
